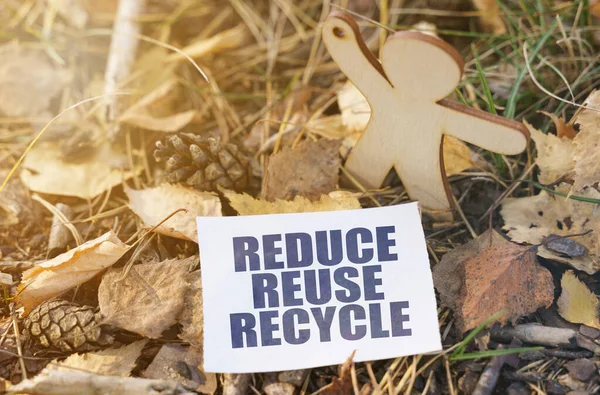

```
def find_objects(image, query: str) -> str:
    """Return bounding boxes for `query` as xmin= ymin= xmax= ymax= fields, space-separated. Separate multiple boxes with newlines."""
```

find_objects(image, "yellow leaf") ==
xmin=223 ymin=190 xmax=361 ymax=216
xmin=17 ymin=231 xmax=129 ymax=314
xmin=557 ymin=271 xmax=600 ymax=329
xmin=527 ymin=122 xmax=575 ymax=184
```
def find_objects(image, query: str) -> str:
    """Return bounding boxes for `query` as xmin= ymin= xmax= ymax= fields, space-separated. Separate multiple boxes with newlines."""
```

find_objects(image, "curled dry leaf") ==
xmin=20 ymin=142 xmax=142 ymax=199
xmin=50 ymin=340 xmax=148 ymax=377
xmin=501 ymin=189 xmax=600 ymax=274
xmin=261 ymin=139 xmax=342 ymax=201
xmin=144 ymin=344 xmax=216 ymax=394
xmin=433 ymin=229 xmax=554 ymax=333
xmin=539 ymin=111 xmax=577 ymax=139
xmin=97 ymin=256 xmax=196 ymax=338
xmin=320 ymin=351 xmax=355 ymax=395
xmin=118 ymin=79 xmax=196 ymax=133
xmin=0 ymin=41 xmax=71 ymax=117
xmin=557 ymin=271 xmax=600 ymax=329
xmin=335 ymin=81 xmax=474 ymax=175
xmin=223 ymin=189 xmax=361 ymax=216
xmin=527 ymin=122 xmax=575 ymax=184
xmin=573 ymin=91 xmax=600 ymax=190
xmin=17 ymin=231 xmax=129 ymax=314
xmin=166 ymin=25 xmax=248 ymax=62
xmin=126 ymin=183 xmax=222 ymax=242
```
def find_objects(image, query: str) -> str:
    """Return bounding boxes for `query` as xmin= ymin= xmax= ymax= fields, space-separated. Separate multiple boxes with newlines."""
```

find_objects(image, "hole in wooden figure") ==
xmin=333 ymin=27 xmax=345 ymax=38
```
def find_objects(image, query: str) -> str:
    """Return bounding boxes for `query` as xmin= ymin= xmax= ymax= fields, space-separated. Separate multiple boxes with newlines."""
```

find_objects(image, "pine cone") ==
xmin=22 ymin=299 xmax=114 ymax=353
xmin=154 ymin=133 xmax=251 ymax=192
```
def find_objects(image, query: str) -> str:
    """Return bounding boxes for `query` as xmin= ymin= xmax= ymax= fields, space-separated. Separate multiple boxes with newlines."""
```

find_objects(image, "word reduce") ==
xmin=229 ymin=226 xmax=413 ymax=348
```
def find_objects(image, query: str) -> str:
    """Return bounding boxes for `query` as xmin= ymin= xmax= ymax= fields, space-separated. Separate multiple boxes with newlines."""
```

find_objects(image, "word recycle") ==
xmin=229 ymin=226 xmax=412 ymax=348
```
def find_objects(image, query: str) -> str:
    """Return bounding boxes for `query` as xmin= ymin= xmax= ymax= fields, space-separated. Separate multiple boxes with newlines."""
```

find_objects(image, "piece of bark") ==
xmin=261 ymin=139 xmax=342 ymax=202
xmin=564 ymin=359 xmax=597 ymax=382
xmin=48 ymin=203 xmax=74 ymax=256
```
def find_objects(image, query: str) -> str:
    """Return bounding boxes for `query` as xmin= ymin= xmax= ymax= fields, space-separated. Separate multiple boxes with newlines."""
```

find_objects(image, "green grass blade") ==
xmin=452 ymin=310 xmax=506 ymax=358
xmin=451 ymin=347 xmax=544 ymax=361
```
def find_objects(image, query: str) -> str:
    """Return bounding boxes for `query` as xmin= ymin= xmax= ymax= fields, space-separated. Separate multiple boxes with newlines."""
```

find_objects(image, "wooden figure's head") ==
xmin=382 ymin=32 xmax=464 ymax=101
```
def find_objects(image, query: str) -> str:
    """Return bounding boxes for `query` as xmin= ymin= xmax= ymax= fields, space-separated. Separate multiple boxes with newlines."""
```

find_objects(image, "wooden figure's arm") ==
xmin=440 ymin=99 xmax=529 ymax=155
xmin=322 ymin=12 xmax=392 ymax=100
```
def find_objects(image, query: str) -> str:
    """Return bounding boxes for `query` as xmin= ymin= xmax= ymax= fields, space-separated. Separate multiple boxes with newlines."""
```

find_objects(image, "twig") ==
xmin=104 ymin=0 xmax=147 ymax=130
xmin=10 ymin=303 xmax=27 ymax=380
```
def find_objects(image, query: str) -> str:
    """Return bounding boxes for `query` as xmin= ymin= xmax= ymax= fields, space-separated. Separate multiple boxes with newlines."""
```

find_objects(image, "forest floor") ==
xmin=1 ymin=0 xmax=600 ymax=394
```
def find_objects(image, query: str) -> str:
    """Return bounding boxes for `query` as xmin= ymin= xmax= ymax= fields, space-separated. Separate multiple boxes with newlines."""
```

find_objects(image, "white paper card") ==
xmin=197 ymin=202 xmax=441 ymax=373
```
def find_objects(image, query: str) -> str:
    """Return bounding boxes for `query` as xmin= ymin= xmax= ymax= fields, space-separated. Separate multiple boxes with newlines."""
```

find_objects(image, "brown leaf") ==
xmin=97 ymin=256 xmax=196 ymax=338
xmin=539 ymin=111 xmax=577 ymax=139
xmin=50 ymin=340 xmax=148 ymax=377
xmin=261 ymin=139 xmax=342 ymax=201
xmin=557 ymin=271 xmax=600 ymax=329
xmin=143 ymin=344 xmax=216 ymax=394
xmin=433 ymin=229 xmax=554 ymax=333
xmin=501 ymin=189 xmax=600 ymax=274
xmin=178 ymin=271 xmax=203 ymax=347
xmin=126 ymin=184 xmax=222 ymax=242
xmin=320 ymin=351 xmax=355 ymax=395
xmin=224 ymin=190 xmax=361 ymax=216
xmin=0 ymin=41 xmax=71 ymax=117
xmin=17 ymin=231 xmax=129 ymax=314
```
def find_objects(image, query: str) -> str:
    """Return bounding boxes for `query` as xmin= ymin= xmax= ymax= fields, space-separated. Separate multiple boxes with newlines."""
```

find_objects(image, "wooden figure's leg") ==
xmin=343 ymin=126 xmax=393 ymax=190
xmin=394 ymin=139 xmax=452 ymax=214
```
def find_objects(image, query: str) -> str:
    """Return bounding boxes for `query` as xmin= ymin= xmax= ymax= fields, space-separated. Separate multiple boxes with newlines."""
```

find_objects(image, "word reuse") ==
xmin=197 ymin=203 xmax=441 ymax=373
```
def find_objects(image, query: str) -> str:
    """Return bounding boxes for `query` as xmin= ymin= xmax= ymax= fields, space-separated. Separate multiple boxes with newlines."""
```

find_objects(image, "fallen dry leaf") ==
xmin=557 ymin=271 xmax=600 ymax=329
xmin=17 ymin=231 xmax=129 ymax=314
xmin=261 ymin=139 xmax=342 ymax=201
xmin=51 ymin=340 xmax=148 ymax=377
xmin=501 ymin=189 xmax=600 ymax=274
xmin=573 ymin=91 xmax=600 ymax=190
xmin=20 ymin=142 xmax=142 ymax=199
xmin=98 ymin=256 xmax=196 ymax=338
xmin=433 ymin=229 xmax=554 ymax=332
xmin=7 ymin=370 xmax=183 ymax=395
xmin=143 ymin=344 xmax=216 ymax=394
xmin=320 ymin=351 xmax=355 ymax=395
xmin=119 ymin=79 xmax=196 ymax=133
xmin=0 ymin=41 xmax=71 ymax=117
xmin=126 ymin=183 xmax=222 ymax=242
xmin=336 ymin=81 xmax=474 ymax=175
xmin=178 ymin=271 xmax=203 ymax=347
xmin=224 ymin=190 xmax=361 ymax=215
xmin=539 ymin=111 xmax=577 ymax=139
xmin=527 ymin=122 xmax=575 ymax=184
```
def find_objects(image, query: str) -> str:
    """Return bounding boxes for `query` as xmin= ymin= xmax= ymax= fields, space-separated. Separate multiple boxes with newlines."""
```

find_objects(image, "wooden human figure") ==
xmin=322 ymin=13 xmax=529 ymax=217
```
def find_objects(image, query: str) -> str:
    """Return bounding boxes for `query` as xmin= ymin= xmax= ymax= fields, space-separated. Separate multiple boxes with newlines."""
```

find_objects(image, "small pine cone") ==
xmin=154 ymin=133 xmax=251 ymax=192
xmin=22 ymin=299 xmax=114 ymax=353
